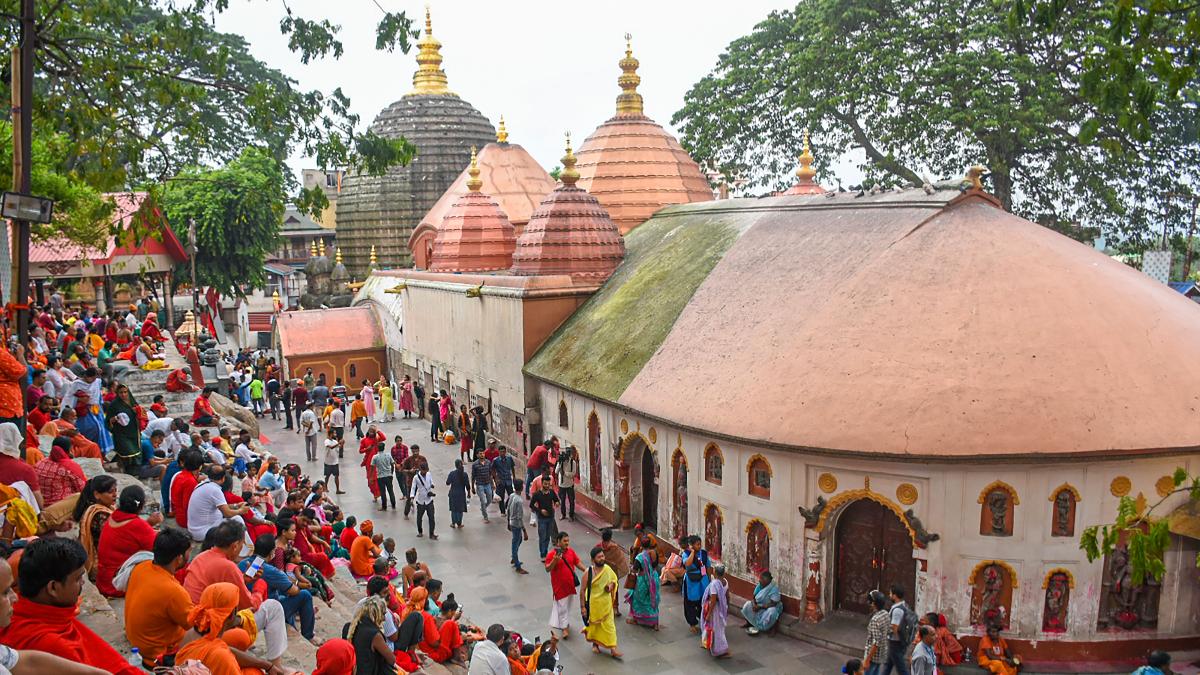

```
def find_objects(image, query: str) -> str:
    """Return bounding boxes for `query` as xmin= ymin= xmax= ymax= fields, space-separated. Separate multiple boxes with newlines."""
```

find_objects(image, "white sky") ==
xmin=212 ymin=0 xmax=798 ymax=184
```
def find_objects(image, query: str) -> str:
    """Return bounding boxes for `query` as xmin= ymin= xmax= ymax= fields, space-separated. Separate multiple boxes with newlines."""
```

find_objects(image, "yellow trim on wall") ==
xmin=977 ymin=480 xmax=1020 ymax=505
xmin=968 ymin=559 xmax=1020 ymax=588
xmin=1041 ymin=567 xmax=1074 ymax=589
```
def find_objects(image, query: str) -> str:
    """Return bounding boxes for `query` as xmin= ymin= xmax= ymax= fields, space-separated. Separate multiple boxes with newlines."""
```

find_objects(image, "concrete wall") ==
xmin=535 ymin=380 xmax=1200 ymax=649
xmin=286 ymin=349 xmax=386 ymax=386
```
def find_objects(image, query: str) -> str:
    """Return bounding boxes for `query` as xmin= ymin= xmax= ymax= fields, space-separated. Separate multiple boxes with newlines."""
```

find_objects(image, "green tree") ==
xmin=156 ymin=147 xmax=287 ymax=298
xmin=1081 ymin=468 xmax=1199 ymax=585
xmin=0 ymin=0 xmax=417 ymax=217
xmin=672 ymin=0 xmax=1200 ymax=251
xmin=1014 ymin=0 xmax=1199 ymax=143
xmin=0 ymin=121 xmax=112 ymax=246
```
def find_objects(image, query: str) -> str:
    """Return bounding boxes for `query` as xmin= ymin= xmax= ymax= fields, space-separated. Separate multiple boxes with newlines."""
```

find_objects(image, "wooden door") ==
xmin=641 ymin=448 xmax=658 ymax=531
xmin=835 ymin=500 xmax=883 ymax=613
xmin=880 ymin=511 xmax=917 ymax=601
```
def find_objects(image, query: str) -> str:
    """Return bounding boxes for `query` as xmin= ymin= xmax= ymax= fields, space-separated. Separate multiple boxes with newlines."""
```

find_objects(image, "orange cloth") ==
xmin=349 ymin=535 xmax=380 ymax=578
xmin=182 ymin=549 xmax=262 ymax=611
xmin=978 ymin=635 xmax=1018 ymax=675
xmin=312 ymin=639 xmax=356 ymax=675
xmin=125 ymin=561 xmax=194 ymax=661
xmin=166 ymin=369 xmax=194 ymax=392
xmin=50 ymin=418 xmax=102 ymax=459
xmin=419 ymin=613 xmax=463 ymax=663
xmin=350 ymin=400 xmax=366 ymax=422
xmin=0 ymin=348 xmax=27 ymax=419
xmin=508 ymin=656 xmax=530 ymax=675
xmin=176 ymin=583 xmax=263 ymax=675
xmin=935 ymin=625 xmax=964 ymax=665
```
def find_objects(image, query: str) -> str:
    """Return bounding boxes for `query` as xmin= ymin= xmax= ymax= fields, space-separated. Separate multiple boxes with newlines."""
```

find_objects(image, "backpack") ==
xmin=896 ymin=602 xmax=919 ymax=645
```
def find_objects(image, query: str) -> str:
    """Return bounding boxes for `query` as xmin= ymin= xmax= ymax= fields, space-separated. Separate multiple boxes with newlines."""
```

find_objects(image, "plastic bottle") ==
xmin=127 ymin=647 xmax=141 ymax=667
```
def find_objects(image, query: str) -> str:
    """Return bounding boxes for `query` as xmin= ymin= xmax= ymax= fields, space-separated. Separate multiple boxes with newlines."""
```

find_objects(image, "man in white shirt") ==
xmin=299 ymin=403 xmax=319 ymax=462
xmin=409 ymin=466 xmax=437 ymax=540
xmin=910 ymin=625 xmax=938 ymax=675
xmin=187 ymin=466 xmax=248 ymax=541
xmin=467 ymin=624 xmax=510 ymax=675
xmin=327 ymin=405 xmax=346 ymax=458
xmin=322 ymin=428 xmax=344 ymax=494
xmin=233 ymin=429 xmax=259 ymax=471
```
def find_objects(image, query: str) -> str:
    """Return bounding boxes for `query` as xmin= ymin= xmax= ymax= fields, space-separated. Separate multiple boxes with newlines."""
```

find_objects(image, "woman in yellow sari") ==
xmin=579 ymin=545 xmax=622 ymax=659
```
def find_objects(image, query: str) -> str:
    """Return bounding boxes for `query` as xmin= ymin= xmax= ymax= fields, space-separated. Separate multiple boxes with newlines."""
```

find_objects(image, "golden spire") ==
xmin=466 ymin=146 xmax=482 ymax=192
xmin=369 ymin=245 xmax=378 ymax=267
xmin=317 ymin=239 xmax=326 ymax=257
xmin=615 ymin=33 xmax=643 ymax=117
xmin=560 ymin=132 xmax=580 ymax=187
xmin=309 ymin=240 xmax=318 ymax=257
xmin=496 ymin=116 xmax=509 ymax=144
xmin=333 ymin=247 xmax=341 ymax=264
xmin=410 ymin=5 xmax=453 ymax=96
xmin=796 ymin=129 xmax=816 ymax=182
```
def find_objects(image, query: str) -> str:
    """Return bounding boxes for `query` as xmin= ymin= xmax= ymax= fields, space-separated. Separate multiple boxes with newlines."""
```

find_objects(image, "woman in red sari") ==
xmin=359 ymin=434 xmax=380 ymax=501
xmin=418 ymin=593 xmax=466 ymax=665
xmin=295 ymin=509 xmax=336 ymax=578
xmin=96 ymin=485 xmax=162 ymax=597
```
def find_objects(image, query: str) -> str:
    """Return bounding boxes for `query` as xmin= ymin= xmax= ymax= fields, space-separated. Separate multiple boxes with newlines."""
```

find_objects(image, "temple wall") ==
xmin=535 ymin=381 xmax=1200 ymax=652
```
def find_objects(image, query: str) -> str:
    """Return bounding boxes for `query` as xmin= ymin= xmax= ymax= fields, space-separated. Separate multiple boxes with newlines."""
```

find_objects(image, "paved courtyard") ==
xmin=256 ymin=409 xmax=848 ymax=674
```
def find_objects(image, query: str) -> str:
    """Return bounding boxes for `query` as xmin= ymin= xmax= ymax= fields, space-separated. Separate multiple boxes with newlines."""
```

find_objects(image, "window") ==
xmin=746 ymin=519 xmax=770 ymax=575
xmin=348 ymin=363 xmax=357 ymax=378
xmin=558 ymin=400 xmax=569 ymax=429
xmin=703 ymin=444 xmax=723 ymax=485
xmin=704 ymin=504 xmax=723 ymax=559
xmin=747 ymin=455 xmax=771 ymax=499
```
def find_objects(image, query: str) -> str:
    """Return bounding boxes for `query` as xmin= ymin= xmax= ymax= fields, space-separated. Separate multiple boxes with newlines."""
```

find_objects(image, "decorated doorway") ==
xmin=834 ymin=499 xmax=916 ymax=613
xmin=622 ymin=435 xmax=658 ymax=531
xmin=640 ymin=444 xmax=658 ymax=531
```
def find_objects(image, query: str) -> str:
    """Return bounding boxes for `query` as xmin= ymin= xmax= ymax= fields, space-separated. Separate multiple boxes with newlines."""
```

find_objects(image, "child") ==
xmin=285 ymin=546 xmax=335 ymax=606
xmin=842 ymin=659 xmax=863 ymax=675
xmin=382 ymin=538 xmax=400 ymax=581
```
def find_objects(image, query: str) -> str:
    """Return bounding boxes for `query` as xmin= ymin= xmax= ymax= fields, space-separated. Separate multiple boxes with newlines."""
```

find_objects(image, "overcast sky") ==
xmin=213 ymin=0 xmax=797 ymax=184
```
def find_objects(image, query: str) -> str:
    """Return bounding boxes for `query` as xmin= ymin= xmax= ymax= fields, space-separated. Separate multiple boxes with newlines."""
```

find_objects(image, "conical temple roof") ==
xmin=429 ymin=148 xmax=517 ymax=273
xmin=410 ymin=125 xmax=556 ymax=267
xmin=783 ymin=130 xmax=826 ymax=195
xmin=511 ymin=136 xmax=625 ymax=281
xmin=575 ymin=36 xmax=711 ymax=235
xmin=334 ymin=9 xmax=495 ymax=277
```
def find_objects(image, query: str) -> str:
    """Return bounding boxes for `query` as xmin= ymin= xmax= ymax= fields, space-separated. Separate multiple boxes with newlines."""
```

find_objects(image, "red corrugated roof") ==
xmin=28 ymin=192 xmax=188 ymax=265
xmin=248 ymin=312 xmax=275 ymax=332
xmin=276 ymin=306 xmax=384 ymax=357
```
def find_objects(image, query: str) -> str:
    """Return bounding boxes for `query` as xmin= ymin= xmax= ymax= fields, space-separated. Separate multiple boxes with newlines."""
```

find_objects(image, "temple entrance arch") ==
xmin=833 ymin=498 xmax=917 ymax=614
xmin=621 ymin=434 xmax=658 ymax=531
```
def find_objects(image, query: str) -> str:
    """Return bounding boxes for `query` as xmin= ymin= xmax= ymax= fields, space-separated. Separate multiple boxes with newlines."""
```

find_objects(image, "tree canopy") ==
xmin=157 ymin=147 xmax=287 ymax=298
xmin=672 ymin=0 xmax=1200 ymax=252
xmin=0 ymin=0 xmax=418 ymax=244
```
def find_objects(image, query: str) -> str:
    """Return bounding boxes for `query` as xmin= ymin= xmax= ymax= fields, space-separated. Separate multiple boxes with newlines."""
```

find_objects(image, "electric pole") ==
xmin=10 ymin=0 xmax=34 ymax=344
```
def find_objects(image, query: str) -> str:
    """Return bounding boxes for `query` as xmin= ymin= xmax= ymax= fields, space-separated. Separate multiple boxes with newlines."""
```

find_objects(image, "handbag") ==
xmin=581 ymin=567 xmax=593 ymax=624
xmin=624 ymin=572 xmax=638 ymax=590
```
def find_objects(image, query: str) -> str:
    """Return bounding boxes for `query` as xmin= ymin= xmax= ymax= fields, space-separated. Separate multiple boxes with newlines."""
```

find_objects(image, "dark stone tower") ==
xmin=334 ymin=8 xmax=495 ymax=277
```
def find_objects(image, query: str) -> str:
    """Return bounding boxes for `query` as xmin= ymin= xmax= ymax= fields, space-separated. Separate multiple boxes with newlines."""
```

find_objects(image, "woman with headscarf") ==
xmin=176 ymin=582 xmax=276 ymax=675
xmin=624 ymin=549 xmax=661 ymax=630
xmin=73 ymin=474 xmax=118 ymax=580
xmin=445 ymin=459 xmax=469 ymax=529
xmin=347 ymin=595 xmax=396 ymax=675
xmin=456 ymin=405 xmax=471 ymax=463
xmin=312 ymin=638 xmax=356 ymax=675
xmin=392 ymin=609 xmax=424 ymax=673
xmin=105 ymin=383 xmax=142 ymax=471
xmin=33 ymin=437 xmax=86 ymax=505
xmin=928 ymin=612 xmax=964 ymax=665
xmin=358 ymin=433 xmax=380 ymax=502
xmin=418 ymin=592 xmax=466 ymax=665
xmin=96 ymin=485 xmax=163 ymax=597
xmin=701 ymin=564 xmax=731 ymax=659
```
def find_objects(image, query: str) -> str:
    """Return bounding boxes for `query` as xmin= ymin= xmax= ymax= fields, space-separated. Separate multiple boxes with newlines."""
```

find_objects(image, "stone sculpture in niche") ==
xmin=1042 ymin=571 xmax=1070 ymax=632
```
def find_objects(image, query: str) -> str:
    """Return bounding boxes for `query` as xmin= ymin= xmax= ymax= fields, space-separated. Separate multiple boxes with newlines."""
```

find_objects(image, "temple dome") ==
xmin=429 ymin=147 xmax=517 ymax=273
xmin=511 ymin=136 xmax=625 ymax=281
xmin=783 ymin=130 xmax=826 ymax=195
xmin=333 ymin=8 xmax=495 ymax=277
xmin=574 ymin=37 xmax=712 ymax=235
xmin=410 ymin=119 xmax=556 ymax=268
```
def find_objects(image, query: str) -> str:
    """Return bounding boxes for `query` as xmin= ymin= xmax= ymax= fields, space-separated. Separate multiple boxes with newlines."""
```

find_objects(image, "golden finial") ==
xmin=317 ymin=239 xmax=326 ymax=257
xmin=333 ymin=247 xmax=341 ymax=264
xmin=496 ymin=116 xmax=509 ymax=144
xmin=309 ymin=240 xmax=318 ymax=257
xmin=615 ymin=33 xmax=643 ymax=117
xmin=410 ymin=5 xmax=453 ymax=96
xmin=466 ymin=146 xmax=482 ymax=192
xmin=796 ymin=129 xmax=816 ymax=182
xmin=966 ymin=165 xmax=986 ymax=190
xmin=369 ymin=245 xmax=377 ymax=267
xmin=271 ymin=289 xmax=280 ymax=304
xmin=560 ymin=132 xmax=580 ymax=187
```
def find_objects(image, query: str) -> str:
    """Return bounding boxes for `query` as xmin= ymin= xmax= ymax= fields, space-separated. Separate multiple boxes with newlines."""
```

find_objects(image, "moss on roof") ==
xmin=524 ymin=206 xmax=754 ymax=402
